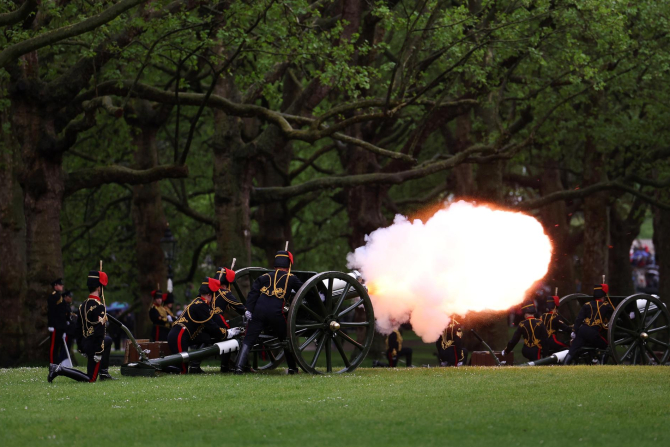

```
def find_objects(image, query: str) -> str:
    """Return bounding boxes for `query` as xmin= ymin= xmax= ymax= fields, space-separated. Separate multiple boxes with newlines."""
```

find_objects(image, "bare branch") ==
xmin=64 ymin=164 xmax=188 ymax=197
xmin=162 ymin=195 xmax=217 ymax=228
xmin=0 ymin=0 xmax=37 ymax=27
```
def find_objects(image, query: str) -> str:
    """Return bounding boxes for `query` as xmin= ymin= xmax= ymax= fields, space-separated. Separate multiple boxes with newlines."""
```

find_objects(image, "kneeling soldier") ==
xmin=234 ymin=249 xmax=303 ymax=375
xmin=167 ymin=277 xmax=240 ymax=374
xmin=386 ymin=328 xmax=413 ymax=367
xmin=540 ymin=294 xmax=571 ymax=355
xmin=436 ymin=317 xmax=467 ymax=366
xmin=212 ymin=267 xmax=245 ymax=372
xmin=48 ymin=269 xmax=115 ymax=382
xmin=563 ymin=283 xmax=614 ymax=365
xmin=503 ymin=301 xmax=549 ymax=361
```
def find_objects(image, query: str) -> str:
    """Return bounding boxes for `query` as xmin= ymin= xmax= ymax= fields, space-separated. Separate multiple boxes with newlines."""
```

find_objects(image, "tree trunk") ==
xmin=539 ymin=163 xmax=576 ymax=295
xmin=608 ymin=203 xmax=645 ymax=296
xmin=581 ymin=140 xmax=609 ymax=292
xmin=129 ymin=107 xmax=168 ymax=338
xmin=0 ymin=105 xmax=28 ymax=367
xmin=654 ymin=194 xmax=670 ymax=306
xmin=213 ymin=79 xmax=252 ymax=269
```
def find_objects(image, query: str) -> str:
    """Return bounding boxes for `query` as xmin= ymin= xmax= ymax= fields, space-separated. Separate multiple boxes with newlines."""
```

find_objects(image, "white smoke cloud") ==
xmin=346 ymin=201 xmax=552 ymax=342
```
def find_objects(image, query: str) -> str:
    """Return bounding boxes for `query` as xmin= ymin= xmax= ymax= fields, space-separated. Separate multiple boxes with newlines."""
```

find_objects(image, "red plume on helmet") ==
xmin=217 ymin=267 xmax=236 ymax=284
xmin=208 ymin=277 xmax=221 ymax=292
xmin=601 ymin=283 xmax=609 ymax=294
xmin=553 ymin=296 xmax=559 ymax=308
xmin=98 ymin=271 xmax=108 ymax=286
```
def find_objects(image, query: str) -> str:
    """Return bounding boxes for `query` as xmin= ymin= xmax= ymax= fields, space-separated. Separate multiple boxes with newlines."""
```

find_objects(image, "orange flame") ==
xmin=347 ymin=201 xmax=552 ymax=342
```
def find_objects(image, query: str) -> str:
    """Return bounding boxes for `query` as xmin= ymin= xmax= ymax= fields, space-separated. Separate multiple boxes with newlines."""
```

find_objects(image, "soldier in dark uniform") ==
xmin=503 ymin=301 xmax=549 ymax=361
xmin=149 ymin=289 xmax=172 ymax=341
xmin=540 ymin=294 xmax=572 ymax=355
xmin=47 ymin=278 xmax=70 ymax=365
xmin=212 ymin=267 xmax=245 ymax=372
xmin=163 ymin=291 xmax=176 ymax=320
xmin=563 ymin=284 xmax=614 ymax=365
xmin=234 ymin=250 xmax=303 ymax=375
xmin=167 ymin=277 xmax=240 ymax=374
xmin=386 ymin=328 xmax=413 ymax=367
xmin=436 ymin=317 xmax=467 ymax=366
xmin=48 ymin=270 xmax=115 ymax=382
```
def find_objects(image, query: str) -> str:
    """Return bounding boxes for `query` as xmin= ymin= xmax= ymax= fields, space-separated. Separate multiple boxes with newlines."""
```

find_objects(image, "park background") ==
xmin=2 ymin=0 xmax=670 ymax=367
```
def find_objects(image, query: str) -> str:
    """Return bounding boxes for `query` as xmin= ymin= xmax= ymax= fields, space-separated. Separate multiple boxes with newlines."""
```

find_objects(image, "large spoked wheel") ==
xmin=608 ymin=294 xmax=670 ymax=365
xmin=231 ymin=267 xmax=284 ymax=371
xmin=287 ymin=272 xmax=375 ymax=374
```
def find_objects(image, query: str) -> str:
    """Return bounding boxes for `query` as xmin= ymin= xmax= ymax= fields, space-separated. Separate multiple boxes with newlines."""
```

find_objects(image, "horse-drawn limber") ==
xmin=119 ymin=268 xmax=375 ymax=376
xmin=520 ymin=292 xmax=670 ymax=366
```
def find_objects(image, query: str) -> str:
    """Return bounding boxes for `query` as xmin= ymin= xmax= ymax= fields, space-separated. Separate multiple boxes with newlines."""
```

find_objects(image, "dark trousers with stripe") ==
xmin=387 ymin=347 xmax=413 ymax=367
xmin=151 ymin=325 xmax=170 ymax=342
xmin=567 ymin=325 xmax=608 ymax=358
xmin=543 ymin=334 xmax=569 ymax=355
xmin=49 ymin=329 xmax=68 ymax=364
xmin=242 ymin=298 xmax=297 ymax=370
xmin=81 ymin=335 xmax=112 ymax=382
xmin=167 ymin=326 xmax=190 ymax=374
xmin=521 ymin=345 xmax=542 ymax=361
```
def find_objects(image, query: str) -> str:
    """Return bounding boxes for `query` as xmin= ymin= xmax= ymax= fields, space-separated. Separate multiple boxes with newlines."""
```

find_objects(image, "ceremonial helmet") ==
xmin=87 ymin=270 xmax=108 ymax=291
xmin=163 ymin=292 xmax=174 ymax=305
xmin=151 ymin=289 xmax=163 ymax=301
xmin=546 ymin=295 xmax=560 ymax=311
xmin=593 ymin=283 xmax=609 ymax=299
xmin=521 ymin=301 xmax=536 ymax=316
xmin=199 ymin=277 xmax=221 ymax=296
xmin=51 ymin=278 xmax=63 ymax=287
xmin=274 ymin=250 xmax=293 ymax=269
xmin=216 ymin=267 xmax=236 ymax=285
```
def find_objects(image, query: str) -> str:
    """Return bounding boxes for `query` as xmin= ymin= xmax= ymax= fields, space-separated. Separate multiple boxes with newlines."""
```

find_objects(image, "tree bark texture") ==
xmin=129 ymin=102 xmax=168 ymax=338
xmin=608 ymin=203 xmax=645 ymax=296
xmin=581 ymin=140 xmax=610 ymax=292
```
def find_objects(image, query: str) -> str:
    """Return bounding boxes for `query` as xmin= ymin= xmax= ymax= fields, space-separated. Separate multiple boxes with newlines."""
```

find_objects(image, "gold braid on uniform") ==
xmin=441 ymin=318 xmax=460 ymax=349
xmin=259 ymin=262 xmax=293 ymax=301
xmin=523 ymin=320 xmax=542 ymax=349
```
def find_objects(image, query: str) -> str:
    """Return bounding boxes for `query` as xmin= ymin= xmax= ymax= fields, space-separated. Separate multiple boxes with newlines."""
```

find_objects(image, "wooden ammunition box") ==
xmin=123 ymin=340 xmax=170 ymax=363
xmin=470 ymin=350 xmax=514 ymax=366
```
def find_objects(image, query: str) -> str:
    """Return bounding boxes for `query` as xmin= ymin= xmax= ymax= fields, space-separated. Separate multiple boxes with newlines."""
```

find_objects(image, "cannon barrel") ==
xmin=517 ymin=349 xmax=569 ymax=367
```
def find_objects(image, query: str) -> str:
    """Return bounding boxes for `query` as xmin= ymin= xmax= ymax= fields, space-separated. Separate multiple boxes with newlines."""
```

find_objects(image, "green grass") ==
xmin=1 ymin=366 xmax=669 ymax=447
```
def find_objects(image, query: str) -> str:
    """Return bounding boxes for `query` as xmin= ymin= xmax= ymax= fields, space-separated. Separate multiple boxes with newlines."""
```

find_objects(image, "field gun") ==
xmin=118 ymin=268 xmax=374 ymax=376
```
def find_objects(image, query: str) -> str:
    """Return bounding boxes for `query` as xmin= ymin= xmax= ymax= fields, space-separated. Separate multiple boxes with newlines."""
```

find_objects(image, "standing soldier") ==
xmin=540 ymin=293 xmax=572 ymax=355
xmin=234 ymin=249 xmax=303 ymax=375
xmin=47 ymin=278 xmax=70 ymax=365
xmin=167 ymin=277 xmax=240 ymax=374
xmin=163 ymin=291 xmax=176 ymax=321
xmin=563 ymin=283 xmax=614 ymax=365
xmin=386 ymin=327 xmax=413 ymax=367
xmin=212 ymin=266 xmax=245 ymax=372
xmin=502 ymin=301 xmax=549 ymax=361
xmin=48 ymin=269 xmax=115 ymax=382
xmin=436 ymin=317 xmax=467 ymax=366
xmin=149 ymin=289 xmax=172 ymax=342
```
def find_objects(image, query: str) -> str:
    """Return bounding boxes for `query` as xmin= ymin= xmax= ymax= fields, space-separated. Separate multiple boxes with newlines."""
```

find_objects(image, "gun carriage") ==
xmin=539 ymin=293 xmax=670 ymax=365
xmin=119 ymin=268 xmax=375 ymax=376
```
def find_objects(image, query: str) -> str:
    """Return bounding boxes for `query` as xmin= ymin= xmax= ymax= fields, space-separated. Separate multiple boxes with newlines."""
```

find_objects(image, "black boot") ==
xmin=284 ymin=349 xmax=299 ymax=374
xmin=49 ymin=364 xmax=90 ymax=383
xmin=189 ymin=358 xmax=204 ymax=374
xmin=234 ymin=344 xmax=251 ymax=375
xmin=99 ymin=369 xmax=117 ymax=380
xmin=220 ymin=352 xmax=232 ymax=373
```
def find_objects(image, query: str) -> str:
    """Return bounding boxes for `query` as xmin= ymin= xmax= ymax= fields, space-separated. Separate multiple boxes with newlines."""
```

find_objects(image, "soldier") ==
xmin=386 ymin=328 xmax=413 ymax=367
xmin=563 ymin=283 xmax=614 ymax=365
xmin=163 ymin=291 xmax=176 ymax=320
xmin=47 ymin=278 xmax=70 ymax=365
xmin=149 ymin=289 xmax=172 ymax=342
xmin=167 ymin=277 xmax=240 ymax=374
xmin=234 ymin=250 xmax=303 ymax=375
xmin=502 ymin=301 xmax=549 ymax=361
xmin=212 ymin=267 xmax=245 ymax=372
xmin=48 ymin=269 xmax=115 ymax=382
xmin=436 ymin=317 xmax=467 ymax=366
xmin=540 ymin=294 xmax=572 ymax=355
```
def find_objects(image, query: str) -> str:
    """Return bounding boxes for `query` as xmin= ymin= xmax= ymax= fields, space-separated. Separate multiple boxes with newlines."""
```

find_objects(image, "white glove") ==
xmin=457 ymin=362 xmax=463 ymax=366
xmin=245 ymin=311 xmax=252 ymax=321
xmin=93 ymin=354 xmax=102 ymax=363
xmin=226 ymin=327 xmax=242 ymax=339
xmin=167 ymin=315 xmax=173 ymax=323
xmin=571 ymin=332 xmax=576 ymax=340
xmin=629 ymin=312 xmax=635 ymax=320
xmin=48 ymin=327 xmax=54 ymax=333
xmin=501 ymin=349 xmax=507 ymax=357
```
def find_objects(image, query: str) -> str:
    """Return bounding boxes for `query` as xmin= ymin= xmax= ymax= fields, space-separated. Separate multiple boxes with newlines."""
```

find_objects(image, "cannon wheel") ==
xmin=287 ymin=271 xmax=374 ymax=374
xmin=608 ymin=294 xmax=670 ymax=365
xmin=231 ymin=267 xmax=284 ymax=371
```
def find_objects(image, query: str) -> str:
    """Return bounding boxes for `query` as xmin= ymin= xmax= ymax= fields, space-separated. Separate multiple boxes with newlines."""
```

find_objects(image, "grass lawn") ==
xmin=1 ymin=365 xmax=668 ymax=447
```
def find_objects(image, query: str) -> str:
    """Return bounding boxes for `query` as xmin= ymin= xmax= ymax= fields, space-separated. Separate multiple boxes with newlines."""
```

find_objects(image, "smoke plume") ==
xmin=346 ymin=201 xmax=552 ymax=342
